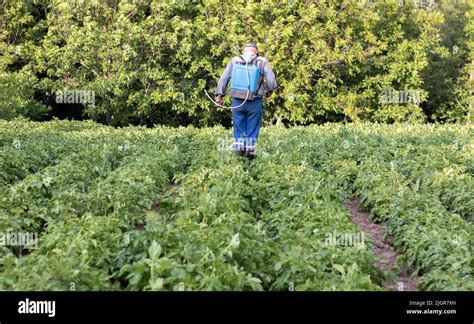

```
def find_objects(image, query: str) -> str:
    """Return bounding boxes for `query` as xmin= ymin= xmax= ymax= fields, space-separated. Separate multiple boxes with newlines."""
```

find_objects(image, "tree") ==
xmin=0 ymin=0 xmax=49 ymax=120
xmin=0 ymin=0 xmax=471 ymax=125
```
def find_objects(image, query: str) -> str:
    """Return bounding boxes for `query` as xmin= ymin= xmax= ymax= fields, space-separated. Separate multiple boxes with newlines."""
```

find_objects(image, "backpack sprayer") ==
xmin=204 ymin=55 xmax=262 ymax=109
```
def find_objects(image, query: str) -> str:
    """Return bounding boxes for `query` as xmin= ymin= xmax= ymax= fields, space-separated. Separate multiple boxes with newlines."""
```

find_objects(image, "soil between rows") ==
xmin=346 ymin=197 xmax=419 ymax=291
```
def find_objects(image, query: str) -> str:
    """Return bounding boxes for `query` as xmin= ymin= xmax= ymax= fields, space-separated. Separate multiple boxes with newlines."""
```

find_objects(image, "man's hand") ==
xmin=264 ymin=90 xmax=273 ymax=99
xmin=215 ymin=95 xmax=223 ymax=105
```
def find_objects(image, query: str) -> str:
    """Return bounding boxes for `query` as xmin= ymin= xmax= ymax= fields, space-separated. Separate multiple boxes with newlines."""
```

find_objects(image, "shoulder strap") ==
xmin=255 ymin=58 xmax=265 ymax=91
xmin=255 ymin=58 xmax=264 ymax=75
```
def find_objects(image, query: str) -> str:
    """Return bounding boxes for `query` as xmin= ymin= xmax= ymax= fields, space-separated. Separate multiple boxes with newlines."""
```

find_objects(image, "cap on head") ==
xmin=243 ymin=41 xmax=258 ymax=52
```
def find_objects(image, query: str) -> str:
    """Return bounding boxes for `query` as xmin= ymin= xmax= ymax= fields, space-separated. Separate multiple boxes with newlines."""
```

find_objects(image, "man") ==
xmin=215 ymin=41 xmax=277 ymax=159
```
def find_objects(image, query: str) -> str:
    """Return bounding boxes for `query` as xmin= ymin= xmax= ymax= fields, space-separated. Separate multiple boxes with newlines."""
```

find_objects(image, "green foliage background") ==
xmin=1 ymin=0 xmax=473 ymax=126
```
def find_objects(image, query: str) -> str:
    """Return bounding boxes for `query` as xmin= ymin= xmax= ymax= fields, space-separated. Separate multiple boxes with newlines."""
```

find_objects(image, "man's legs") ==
xmin=244 ymin=98 xmax=263 ymax=158
xmin=231 ymin=98 xmax=247 ymax=155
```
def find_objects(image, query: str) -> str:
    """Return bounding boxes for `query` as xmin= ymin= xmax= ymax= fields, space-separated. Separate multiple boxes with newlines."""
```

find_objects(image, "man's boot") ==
xmin=245 ymin=145 xmax=256 ymax=160
xmin=233 ymin=141 xmax=245 ymax=157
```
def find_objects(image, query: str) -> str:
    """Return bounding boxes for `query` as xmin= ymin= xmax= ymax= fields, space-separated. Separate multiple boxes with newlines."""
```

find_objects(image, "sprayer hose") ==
xmin=204 ymin=59 xmax=251 ymax=109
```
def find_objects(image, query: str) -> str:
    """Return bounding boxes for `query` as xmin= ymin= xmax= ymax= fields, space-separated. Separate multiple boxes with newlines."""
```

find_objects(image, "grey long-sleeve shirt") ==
xmin=215 ymin=53 xmax=277 ymax=98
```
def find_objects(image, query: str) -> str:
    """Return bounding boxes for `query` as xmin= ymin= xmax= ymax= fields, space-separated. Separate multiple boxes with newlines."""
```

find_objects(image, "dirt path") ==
xmin=346 ymin=197 xmax=419 ymax=291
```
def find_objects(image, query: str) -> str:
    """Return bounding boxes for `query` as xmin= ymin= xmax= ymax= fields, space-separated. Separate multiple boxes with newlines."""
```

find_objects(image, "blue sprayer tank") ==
xmin=230 ymin=64 xmax=260 ymax=94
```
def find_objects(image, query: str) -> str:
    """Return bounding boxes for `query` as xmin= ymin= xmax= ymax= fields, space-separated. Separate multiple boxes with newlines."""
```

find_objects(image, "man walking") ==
xmin=215 ymin=41 xmax=277 ymax=159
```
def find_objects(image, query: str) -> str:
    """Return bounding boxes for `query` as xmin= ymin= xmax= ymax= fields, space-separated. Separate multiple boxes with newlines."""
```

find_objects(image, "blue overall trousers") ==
xmin=231 ymin=97 xmax=263 ymax=152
